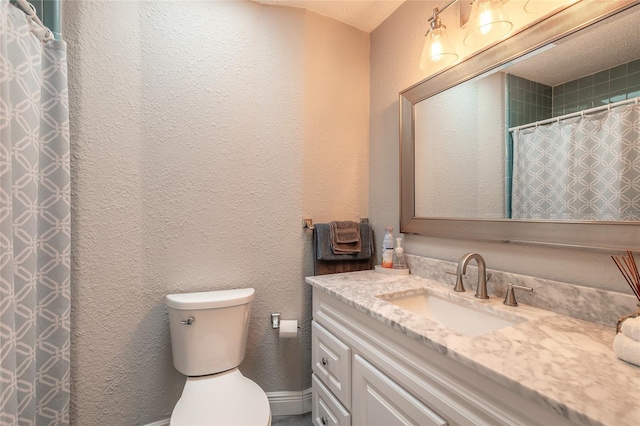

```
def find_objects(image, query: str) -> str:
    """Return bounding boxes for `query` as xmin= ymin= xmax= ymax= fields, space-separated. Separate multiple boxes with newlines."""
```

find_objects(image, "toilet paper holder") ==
xmin=271 ymin=313 xmax=280 ymax=329
xmin=271 ymin=313 xmax=299 ymax=329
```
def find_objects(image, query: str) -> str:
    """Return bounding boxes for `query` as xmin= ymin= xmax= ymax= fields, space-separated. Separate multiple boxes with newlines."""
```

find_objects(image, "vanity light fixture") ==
xmin=419 ymin=7 xmax=458 ymax=71
xmin=524 ymin=0 xmax=549 ymax=13
xmin=463 ymin=0 xmax=513 ymax=47
xmin=524 ymin=0 xmax=572 ymax=14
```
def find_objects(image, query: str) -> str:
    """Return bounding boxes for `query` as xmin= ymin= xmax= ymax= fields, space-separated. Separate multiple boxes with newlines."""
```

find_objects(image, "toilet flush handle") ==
xmin=180 ymin=316 xmax=195 ymax=325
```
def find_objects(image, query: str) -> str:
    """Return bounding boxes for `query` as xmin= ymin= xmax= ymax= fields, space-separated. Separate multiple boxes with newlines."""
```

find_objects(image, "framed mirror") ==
xmin=400 ymin=0 xmax=640 ymax=251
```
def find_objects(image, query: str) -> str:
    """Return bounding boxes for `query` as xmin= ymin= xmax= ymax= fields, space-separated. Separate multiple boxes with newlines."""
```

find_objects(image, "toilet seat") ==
xmin=170 ymin=368 xmax=271 ymax=426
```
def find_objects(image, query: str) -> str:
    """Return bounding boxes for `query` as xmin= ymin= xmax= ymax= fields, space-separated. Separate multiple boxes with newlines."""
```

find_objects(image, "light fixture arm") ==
xmin=427 ymin=8 xmax=445 ymax=35
xmin=433 ymin=0 xmax=459 ymax=16
xmin=425 ymin=0 xmax=461 ymax=35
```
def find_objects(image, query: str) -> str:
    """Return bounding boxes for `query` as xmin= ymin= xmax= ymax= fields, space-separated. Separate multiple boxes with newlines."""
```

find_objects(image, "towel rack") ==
xmin=303 ymin=218 xmax=369 ymax=230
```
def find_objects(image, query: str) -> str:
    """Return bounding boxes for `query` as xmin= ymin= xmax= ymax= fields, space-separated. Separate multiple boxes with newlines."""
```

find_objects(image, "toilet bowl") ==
xmin=166 ymin=288 xmax=271 ymax=426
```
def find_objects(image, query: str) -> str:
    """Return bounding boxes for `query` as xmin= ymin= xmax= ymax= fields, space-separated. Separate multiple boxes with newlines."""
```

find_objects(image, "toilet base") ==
xmin=170 ymin=368 xmax=271 ymax=426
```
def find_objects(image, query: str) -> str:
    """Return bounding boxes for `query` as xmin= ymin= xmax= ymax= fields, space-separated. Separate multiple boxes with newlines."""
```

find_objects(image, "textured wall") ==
xmin=64 ymin=1 xmax=368 ymax=424
xmin=415 ymin=72 xmax=504 ymax=218
xmin=369 ymin=0 xmax=634 ymax=294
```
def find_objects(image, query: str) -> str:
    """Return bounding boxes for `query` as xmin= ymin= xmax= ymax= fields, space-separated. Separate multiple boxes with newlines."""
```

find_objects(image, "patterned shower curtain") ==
xmin=0 ymin=0 xmax=70 ymax=424
xmin=512 ymin=103 xmax=640 ymax=221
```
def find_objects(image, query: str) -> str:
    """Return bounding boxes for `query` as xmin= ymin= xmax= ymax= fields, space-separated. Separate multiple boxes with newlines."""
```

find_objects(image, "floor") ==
xmin=271 ymin=412 xmax=312 ymax=425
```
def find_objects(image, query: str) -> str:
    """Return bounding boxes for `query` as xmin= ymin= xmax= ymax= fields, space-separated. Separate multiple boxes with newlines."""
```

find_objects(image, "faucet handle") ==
xmin=503 ymin=283 xmax=533 ymax=307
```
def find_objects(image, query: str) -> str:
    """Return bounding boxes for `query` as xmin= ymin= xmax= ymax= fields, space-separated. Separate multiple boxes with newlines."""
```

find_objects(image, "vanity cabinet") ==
xmin=312 ymin=322 xmax=351 ymax=409
xmin=352 ymin=354 xmax=447 ymax=426
xmin=312 ymin=373 xmax=350 ymax=426
xmin=311 ymin=288 xmax=577 ymax=426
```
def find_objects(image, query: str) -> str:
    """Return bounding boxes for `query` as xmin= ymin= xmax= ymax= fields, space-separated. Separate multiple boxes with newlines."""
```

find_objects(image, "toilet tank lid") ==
xmin=166 ymin=288 xmax=255 ymax=310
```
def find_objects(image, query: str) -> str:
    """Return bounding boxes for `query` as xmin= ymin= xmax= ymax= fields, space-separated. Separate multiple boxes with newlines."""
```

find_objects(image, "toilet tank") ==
xmin=166 ymin=288 xmax=255 ymax=377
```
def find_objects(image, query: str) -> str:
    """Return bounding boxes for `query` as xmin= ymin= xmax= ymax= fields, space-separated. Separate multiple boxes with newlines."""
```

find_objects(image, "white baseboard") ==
xmin=267 ymin=387 xmax=312 ymax=416
xmin=143 ymin=388 xmax=312 ymax=425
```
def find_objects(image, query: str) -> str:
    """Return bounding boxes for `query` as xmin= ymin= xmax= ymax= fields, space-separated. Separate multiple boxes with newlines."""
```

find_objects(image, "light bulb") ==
xmin=430 ymin=32 xmax=444 ymax=60
xmin=463 ymin=0 xmax=512 ymax=47
xmin=419 ymin=8 xmax=458 ymax=71
xmin=480 ymin=10 xmax=493 ymax=35
xmin=420 ymin=27 xmax=457 ymax=70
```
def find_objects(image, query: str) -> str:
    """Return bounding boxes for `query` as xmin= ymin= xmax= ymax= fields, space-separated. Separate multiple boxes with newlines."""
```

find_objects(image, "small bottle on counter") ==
xmin=392 ymin=238 xmax=407 ymax=269
xmin=381 ymin=227 xmax=394 ymax=268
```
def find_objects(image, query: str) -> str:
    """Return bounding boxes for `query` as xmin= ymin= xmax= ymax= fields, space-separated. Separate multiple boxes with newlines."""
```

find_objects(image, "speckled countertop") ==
xmin=306 ymin=271 xmax=640 ymax=426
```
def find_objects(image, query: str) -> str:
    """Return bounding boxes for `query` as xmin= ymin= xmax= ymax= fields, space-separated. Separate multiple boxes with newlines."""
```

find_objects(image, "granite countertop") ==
xmin=306 ymin=270 xmax=640 ymax=426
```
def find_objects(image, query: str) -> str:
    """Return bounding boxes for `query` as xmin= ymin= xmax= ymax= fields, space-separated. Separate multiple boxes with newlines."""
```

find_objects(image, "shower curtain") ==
xmin=0 ymin=1 xmax=70 ymax=424
xmin=511 ymin=103 xmax=640 ymax=221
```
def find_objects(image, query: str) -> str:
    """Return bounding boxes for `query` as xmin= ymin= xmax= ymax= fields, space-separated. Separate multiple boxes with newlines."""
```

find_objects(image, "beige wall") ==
xmin=369 ymin=0 xmax=631 ymax=294
xmin=64 ymin=0 xmax=369 ymax=424
xmin=63 ymin=0 xmax=634 ymax=424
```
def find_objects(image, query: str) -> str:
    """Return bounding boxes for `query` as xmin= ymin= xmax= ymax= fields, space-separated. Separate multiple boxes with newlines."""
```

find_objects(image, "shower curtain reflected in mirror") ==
xmin=0 ymin=0 xmax=70 ymax=423
xmin=512 ymin=102 xmax=640 ymax=221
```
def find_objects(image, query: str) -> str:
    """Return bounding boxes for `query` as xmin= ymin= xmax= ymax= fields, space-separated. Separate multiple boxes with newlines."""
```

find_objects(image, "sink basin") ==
xmin=382 ymin=291 xmax=526 ymax=337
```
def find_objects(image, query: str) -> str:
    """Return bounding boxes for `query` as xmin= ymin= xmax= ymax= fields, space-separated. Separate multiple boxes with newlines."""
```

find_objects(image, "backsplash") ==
xmin=405 ymin=254 xmax=638 ymax=328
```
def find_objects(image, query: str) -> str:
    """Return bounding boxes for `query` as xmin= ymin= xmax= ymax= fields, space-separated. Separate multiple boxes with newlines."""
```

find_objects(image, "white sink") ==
xmin=382 ymin=291 xmax=526 ymax=337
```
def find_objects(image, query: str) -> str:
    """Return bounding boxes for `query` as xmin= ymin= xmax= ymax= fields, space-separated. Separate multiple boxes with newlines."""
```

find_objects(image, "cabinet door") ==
xmin=352 ymin=354 xmax=448 ymax=426
xmin=312 ymin=374 xmax=350 ymax=426
xmin=312 ymin=322 xmax=351 ymax=408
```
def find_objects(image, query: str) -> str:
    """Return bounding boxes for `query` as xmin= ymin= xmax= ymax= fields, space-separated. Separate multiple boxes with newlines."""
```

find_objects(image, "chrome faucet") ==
xmin=455 ymin=252 xmax=490 ymax=299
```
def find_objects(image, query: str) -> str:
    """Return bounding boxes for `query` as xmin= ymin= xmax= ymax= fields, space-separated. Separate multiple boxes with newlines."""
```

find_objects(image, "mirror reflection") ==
xmin=414 ymin=4 xmax=640 ymax=221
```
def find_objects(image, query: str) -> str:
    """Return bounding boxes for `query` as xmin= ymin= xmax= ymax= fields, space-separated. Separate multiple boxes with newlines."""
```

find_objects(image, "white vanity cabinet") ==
xmin=311 ymin=320 xmax=351 ymax=426
xmin=311 ymin=288 xmax=577 ymax=426
xmin=312 ymin=322 xmax=351 ymax=409
xmin=312 ymin=373 xmax=350 ymax=426
xmin=352 ymin=354 xmax=448 ymax=426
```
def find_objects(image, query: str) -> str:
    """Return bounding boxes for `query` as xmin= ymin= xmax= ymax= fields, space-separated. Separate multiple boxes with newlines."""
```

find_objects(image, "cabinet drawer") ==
xmin=312 ymin=374 xmax=351 ymax=426
xmin=352 ymin=354 xmax=448 ymax=426
xmin=312 ymin=321 xmax=351 ymax=409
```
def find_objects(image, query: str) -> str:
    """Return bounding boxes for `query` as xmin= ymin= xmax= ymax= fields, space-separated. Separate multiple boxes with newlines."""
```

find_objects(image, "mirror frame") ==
xmin=400 ymin=0 xmax=640 ymax=251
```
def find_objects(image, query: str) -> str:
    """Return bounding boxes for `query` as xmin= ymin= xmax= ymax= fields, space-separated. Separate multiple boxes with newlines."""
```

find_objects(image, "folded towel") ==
xmin=621 ymin=315 xmax=640 ymax=341
xmin=315 ymin=223 xmax=372 ymax=261
xmin=613 ymin=333 xmax=640 ymax=367
xmin=330 ymin=221 xmax=360 ymax=243
xmin=330 ymin=221 xmax=361 ymax=254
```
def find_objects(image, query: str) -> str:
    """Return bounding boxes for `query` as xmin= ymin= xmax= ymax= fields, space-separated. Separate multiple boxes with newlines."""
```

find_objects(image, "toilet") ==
xmin=166 ymin=288 xmax=271 ymax=426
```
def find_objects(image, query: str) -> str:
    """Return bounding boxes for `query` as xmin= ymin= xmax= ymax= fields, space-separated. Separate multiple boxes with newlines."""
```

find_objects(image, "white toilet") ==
xmin=166 ymin=288 xmax=271 ymax=426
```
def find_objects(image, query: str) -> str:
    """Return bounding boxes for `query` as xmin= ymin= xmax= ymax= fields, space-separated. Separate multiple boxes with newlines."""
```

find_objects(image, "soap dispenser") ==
xmin=392 ymin=238 xmax=408 ymax=269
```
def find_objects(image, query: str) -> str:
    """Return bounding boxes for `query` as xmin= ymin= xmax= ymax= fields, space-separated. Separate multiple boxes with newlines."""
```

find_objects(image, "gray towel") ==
xmin=315 ymin=223 xmax=372 ymax=260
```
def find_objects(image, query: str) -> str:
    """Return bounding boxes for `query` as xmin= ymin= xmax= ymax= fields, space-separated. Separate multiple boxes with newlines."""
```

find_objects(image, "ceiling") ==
xmin=250 ymin=0 xmax=405 ymax=32
xmin=248 ymin=2 xmax=640 ymax=86
xmin=504 ymin=5 xmax=640 ymax=86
